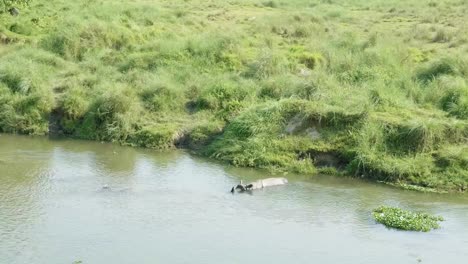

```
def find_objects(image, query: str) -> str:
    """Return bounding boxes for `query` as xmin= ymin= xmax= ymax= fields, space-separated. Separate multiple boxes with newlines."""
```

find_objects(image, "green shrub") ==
xmin=373 ymin=206 xmax=443 ymax=232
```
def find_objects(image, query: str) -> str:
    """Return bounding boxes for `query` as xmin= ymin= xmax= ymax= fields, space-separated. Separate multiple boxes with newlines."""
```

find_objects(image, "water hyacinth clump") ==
xmin=373 ymin=206 xmax=444 ymax=232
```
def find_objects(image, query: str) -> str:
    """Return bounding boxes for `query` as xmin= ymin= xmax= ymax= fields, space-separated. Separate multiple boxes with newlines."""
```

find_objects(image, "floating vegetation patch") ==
xmin=377 ymin=181 xmax=448 ymax=194
xmin=373 ymin=206 xmax=444 ymax=232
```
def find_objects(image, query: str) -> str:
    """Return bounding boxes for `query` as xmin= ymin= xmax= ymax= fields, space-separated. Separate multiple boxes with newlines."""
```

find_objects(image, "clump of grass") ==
xmin=416 ymin=57 xmax=467 ymax=83
xmin=435 ymin=145 xmax=468 ymax=169
xmin=0 ymin=49 xmax=61 ymax=134
xmin=440 ymin=87 xmax=468 ymax=120
xmin=244 ymin=50 xmax=289 ymax=79
xmin=292 ymin=25 xmax=312 ymax=38
xmin=348 ymin=107 xmax=468 ymax=190
xmin=139 ymin=83 xmax=185 ymax=112
xmin=406 ymin=48 xmax=430 ymax=63
xmin=348 ymin=150 xmax=436 ymax=183
xmin=257 ymin=75 xmax=291 ymax=99
xmin=373 ymin=206 xmax=444 ymax=232
xmin=196 ymin=80 xmax=249 ymax=111
xmin=130 ymin=123 xmax=182 ymax=149
xmin=432 ymin=28 xmax=454 ymax=43
xmin=59 ymin=87 xmax=90 ymax=133
xmin=8 ymin=22 xmax=34 ymax=35
xmin=263 ymin=1 xmax=278 ymax=8
xmin=118 ymin=51 xmax=160 ymax=72
xmin=204 ymin=99 xmax=366 ymax=174
xmin=204 ymin=101 xmax=316 ymax=173
xmin=40 ymin=21 xmax=136 ymax=61
xmin=75 ymin=87 xmax=142 ymax=142
xmin=432 ymin=145 xmax=468 ymax=192
xmin=1 ymin=0 xmax=32 ymax=11
xmin=184 ymin=120 xmax=224 ymax=149
xmin=297 ymin=52 xmax=324 ymax=70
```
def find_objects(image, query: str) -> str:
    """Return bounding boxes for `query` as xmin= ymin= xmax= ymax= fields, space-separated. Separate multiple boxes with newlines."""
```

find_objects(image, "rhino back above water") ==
xmin=247 ymin=177 xmax=288 ymax=190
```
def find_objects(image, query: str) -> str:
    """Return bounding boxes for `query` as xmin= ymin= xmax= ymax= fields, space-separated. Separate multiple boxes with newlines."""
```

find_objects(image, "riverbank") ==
xmin=0 ymin=0 xmax=467 ymax=192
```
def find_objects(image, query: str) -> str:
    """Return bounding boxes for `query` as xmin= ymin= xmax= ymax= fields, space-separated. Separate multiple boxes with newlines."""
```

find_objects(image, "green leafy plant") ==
xmin=373 ymin=206 xmax=444 ymax=232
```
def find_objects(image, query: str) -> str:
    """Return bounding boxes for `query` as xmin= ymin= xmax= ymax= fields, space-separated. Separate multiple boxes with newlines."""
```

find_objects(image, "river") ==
xmin=0 ymin=134 xmax=467 ymax=264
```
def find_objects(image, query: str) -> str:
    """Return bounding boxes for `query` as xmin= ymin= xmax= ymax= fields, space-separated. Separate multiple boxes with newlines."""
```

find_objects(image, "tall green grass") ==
xmin=0 ymin=0 xmax=467 ymax=191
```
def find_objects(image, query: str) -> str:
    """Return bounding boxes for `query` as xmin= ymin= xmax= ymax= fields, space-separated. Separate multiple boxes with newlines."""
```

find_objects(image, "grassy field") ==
xmin=0 ymin=0 xmax=467 ymax=192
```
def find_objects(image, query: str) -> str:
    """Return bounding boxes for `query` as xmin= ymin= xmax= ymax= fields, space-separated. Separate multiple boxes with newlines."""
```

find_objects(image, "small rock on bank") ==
xmin=9 ymin=7 xmax=20 ymax=16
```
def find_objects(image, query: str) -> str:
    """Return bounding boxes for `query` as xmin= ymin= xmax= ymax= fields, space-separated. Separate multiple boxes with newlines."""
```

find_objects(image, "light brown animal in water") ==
xmin=231 ymin=177 xmax=288 ymax=193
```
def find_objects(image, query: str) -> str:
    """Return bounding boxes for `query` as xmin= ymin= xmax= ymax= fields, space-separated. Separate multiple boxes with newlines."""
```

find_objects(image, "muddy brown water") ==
xmin=0 ymin=134 xmax=467 ymax=264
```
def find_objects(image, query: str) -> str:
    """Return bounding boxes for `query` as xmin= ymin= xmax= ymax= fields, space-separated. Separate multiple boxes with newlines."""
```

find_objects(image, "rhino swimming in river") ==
xmin=231 ymin=177 xmax=288 ymax=193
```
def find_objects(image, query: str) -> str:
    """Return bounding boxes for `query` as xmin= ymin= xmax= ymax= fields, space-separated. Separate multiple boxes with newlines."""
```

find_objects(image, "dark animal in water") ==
xmin=231 ymin=180 xmax=246 ymax=193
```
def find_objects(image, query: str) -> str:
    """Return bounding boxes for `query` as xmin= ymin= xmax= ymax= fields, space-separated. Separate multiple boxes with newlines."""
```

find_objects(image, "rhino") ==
xmin=231 ymin=177 xmax=288 ymax=193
